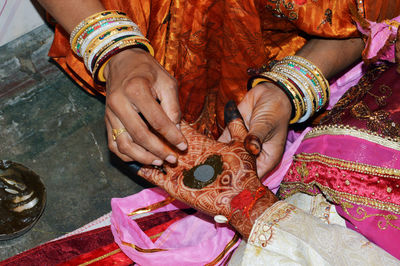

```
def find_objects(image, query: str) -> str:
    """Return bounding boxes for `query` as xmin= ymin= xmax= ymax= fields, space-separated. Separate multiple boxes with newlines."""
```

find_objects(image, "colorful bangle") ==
xmin=70 ymin=10 xmax=128 ymax=47
xmin=79 ymin=21 xmax=141 ymax=57
xmin=92 ymin=38 xmax=152 ymax=84
xmin=277 ymin=60 xmax=326 ymax=110
xmin=281 ymin=56 xmax=330 ymax=101
xmin=84 ymin=28 xmax=144 ymax=71
xmin=74 ymin=17 xmax=132 ymax=55
xmin=259 ymin=72 xmax=304 ymax=124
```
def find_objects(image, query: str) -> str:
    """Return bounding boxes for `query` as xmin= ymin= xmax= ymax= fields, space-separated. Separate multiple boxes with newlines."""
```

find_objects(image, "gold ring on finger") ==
xmin=112 ymin=128 xmax=127 ymax=141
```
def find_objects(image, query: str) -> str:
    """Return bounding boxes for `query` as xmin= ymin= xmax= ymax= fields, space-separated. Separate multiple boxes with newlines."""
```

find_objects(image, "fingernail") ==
xmin=152 ymin=160 xmax=163 ymax=166
xmin=165 ymin=155 xmax=177 ymax=164
xmin=176 ymin=124 xmax=181 ymax=130
xmin=176 ymin=142 xmax=187 ymax=151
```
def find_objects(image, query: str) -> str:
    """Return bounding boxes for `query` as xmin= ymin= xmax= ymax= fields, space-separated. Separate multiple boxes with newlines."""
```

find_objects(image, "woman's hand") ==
xmin=219 ymin=83 xmax=292 ymax=178
xmin=104 ymin=48 xmax=187 ymax=166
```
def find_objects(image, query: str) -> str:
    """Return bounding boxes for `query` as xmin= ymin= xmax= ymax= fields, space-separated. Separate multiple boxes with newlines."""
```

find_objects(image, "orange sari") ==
xmin=48 ymin=0 xmax=400 ymax=137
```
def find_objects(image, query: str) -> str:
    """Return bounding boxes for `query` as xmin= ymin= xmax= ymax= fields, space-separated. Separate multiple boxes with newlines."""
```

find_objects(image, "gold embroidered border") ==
xmin=280 ymin=181 xmax=400 ymax=215
xmin=341 ymin=202 xmax=400 ymax=231
xmin=294 ymin=152 xmax=400 ymax=179
xmin=205 ymin=233 xmax=240 ymax=266
xmin=78 ymin=248 xmax=121 ymax=266
xmin=121 ymin=241 xmax=167 ymax=253
xmin=128 ymin=196 xmax=176 ymax=216
xmin=123 ymin=194 xmax=240 ymax=262
xmin=303 ymin=125 xmax=400 ymax=151
xmin=248 ymin=201 xmax=295 ymax=247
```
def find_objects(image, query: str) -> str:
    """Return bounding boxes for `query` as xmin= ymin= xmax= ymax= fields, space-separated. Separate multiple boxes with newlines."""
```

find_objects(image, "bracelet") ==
xmin=273 ymin=66 xmax=317 ymax=122
xmin=260 ymin=72 xmax=304 ymax=124
xmin=92 ymin=38 xmax=152 ymax=84
xmin=79 ymin=21 xmax=141 ymax=58
xmin=70 ymin=10 xmax=127 ymax=47
xmin=84 ymin=28 xmax=144 ymax=71
xmin=276 ymin=60 xmax=326 ymax=110
xmin=75 ymin=17 xmax=132 ymax=55
xmin=280 ymin=56 xmax=330 ymax=101
xmin=68 ymin=9 xmax=155 ymax=84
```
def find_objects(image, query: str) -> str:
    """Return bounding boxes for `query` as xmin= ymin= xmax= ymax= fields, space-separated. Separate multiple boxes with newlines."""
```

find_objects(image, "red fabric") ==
xmin=58 ymin=243 xmax=131 ymax=266
xmin=0 ymin=226 xmax=115 ymax=266
xmin=1 ymin=209 xmax=192 ymax=265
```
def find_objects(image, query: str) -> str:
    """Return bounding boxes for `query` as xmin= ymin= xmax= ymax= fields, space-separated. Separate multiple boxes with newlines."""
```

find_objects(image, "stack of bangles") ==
xmin=248 ymin=56 xmax=330 ymax=124
xmin=69 ymin=10 xmax=154 ymax=84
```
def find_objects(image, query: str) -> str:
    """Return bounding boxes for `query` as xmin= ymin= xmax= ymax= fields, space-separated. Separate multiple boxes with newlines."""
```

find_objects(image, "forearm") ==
xmin=296 ymin=38 xmax=365 ymax=79
xmin=37 ymin=0 xmax=105 ymax=33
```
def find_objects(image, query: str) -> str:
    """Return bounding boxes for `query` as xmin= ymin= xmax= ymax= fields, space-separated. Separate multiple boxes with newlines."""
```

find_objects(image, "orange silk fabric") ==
xmin=48 ymin=0 xmax=400 ymax=138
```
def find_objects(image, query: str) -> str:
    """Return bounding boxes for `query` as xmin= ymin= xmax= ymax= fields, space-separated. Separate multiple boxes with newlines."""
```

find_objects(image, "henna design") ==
xmin=137 ymin=102 xmax=277 ymax=239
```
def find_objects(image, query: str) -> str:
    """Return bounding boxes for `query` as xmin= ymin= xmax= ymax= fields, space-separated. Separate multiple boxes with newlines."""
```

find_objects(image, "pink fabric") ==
xmin=358 ymin=17 xmax=400 ymax=63
xmin=336 ymin=204 xmax=400 ymax=260
xmin=298 ymin=135 xmax=400 ymax=169
xmin=111 ymin=187 xmax=240 ymax=266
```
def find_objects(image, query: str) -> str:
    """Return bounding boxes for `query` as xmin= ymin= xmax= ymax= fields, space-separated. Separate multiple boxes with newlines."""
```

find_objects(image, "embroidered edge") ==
xmin=304 ymin=125 xmax=400 ymax=151
xmin=295 ymin=152 xmax=400 ymax=179
xmin=248 ymin=201 xmax=296 ymax=248
xmin=280 ymin=181 xmax=400 ymax=215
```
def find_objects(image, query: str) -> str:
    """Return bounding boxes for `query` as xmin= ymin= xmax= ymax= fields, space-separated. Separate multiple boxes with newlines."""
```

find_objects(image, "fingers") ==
xmin=131 ymin=77 xmax=187 ymax=150
xmin=244 ymin=134 xmax=262 ymax=156
xmin=224 ymin=100 xmax=248 ymax=142
xmin=107 ymin=77 xmax=187 ymax=165
xmin=105 ymin=49 xmax=187 ymax=164
xmin=105 ymin=112 xmax=163 ymax=165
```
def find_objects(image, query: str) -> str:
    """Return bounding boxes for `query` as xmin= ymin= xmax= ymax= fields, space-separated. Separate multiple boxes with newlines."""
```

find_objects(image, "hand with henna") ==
xmin=137 ymin=101 xmax=278 ymax=239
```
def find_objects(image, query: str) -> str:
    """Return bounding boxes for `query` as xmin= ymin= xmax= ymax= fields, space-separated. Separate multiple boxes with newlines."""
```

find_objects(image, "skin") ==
xmin=38 ymin=1 xmax=366 ymax=235
xmin=138 ymin=116 xmax=278 ymax=239
xmin=38 ymin=0 xmax=365 ymax=174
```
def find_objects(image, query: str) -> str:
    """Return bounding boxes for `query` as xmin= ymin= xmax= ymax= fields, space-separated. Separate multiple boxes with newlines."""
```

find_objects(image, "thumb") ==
xmin=244 ymin=99 xmax=278 ymax=156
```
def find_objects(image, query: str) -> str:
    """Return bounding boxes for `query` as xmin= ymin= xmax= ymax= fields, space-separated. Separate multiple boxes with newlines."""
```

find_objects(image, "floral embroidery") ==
xmin=350 ymin=101 xmax=400 ymax=138
xmin=249 ymin=202 xmax=296 ymax=247
xmin=342 ymin=202 xmax=400 ymax=231
xmin=266 ymin=0 xmax=298 ymax=21
xmin=280 ymin=153 xmax=400 ymax=214
xmin=321 ymin=64 xmax=389 ymax=125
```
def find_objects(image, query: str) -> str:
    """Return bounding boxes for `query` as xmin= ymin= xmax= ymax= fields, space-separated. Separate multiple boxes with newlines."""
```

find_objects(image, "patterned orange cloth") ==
xmin=48 ymin=0 xmax=400 ymax=138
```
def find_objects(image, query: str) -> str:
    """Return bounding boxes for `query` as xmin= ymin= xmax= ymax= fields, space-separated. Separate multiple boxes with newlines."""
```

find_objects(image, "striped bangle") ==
xmin=70 ymin=10 xmax=127 ymax=46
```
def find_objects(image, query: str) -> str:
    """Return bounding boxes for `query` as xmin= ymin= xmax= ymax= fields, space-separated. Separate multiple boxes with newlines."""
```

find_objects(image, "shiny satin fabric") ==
xmin=110 ymin=187 xmax=240 ymax=266
xmin=280 ymin=63 xmax=400 ymax=259
xmin=48 ymin=0 xmax=400 ymax=137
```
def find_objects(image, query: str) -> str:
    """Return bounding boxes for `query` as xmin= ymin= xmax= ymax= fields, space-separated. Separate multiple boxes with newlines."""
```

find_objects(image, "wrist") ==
xmin=103 ymin=48 xmax=151 ymax=81
xmin=229 ymin=189 xmax=278 ymax=239
xmin=258 ymin=82 xmax=293 ymax=123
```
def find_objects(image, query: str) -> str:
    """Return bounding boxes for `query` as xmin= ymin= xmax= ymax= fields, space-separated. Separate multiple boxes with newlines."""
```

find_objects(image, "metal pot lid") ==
xmin=0 ymin=160 xmax=46 ymax=241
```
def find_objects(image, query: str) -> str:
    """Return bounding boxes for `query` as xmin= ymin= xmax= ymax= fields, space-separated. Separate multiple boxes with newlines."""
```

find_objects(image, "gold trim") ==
xmin=128 ymin=196 xmax=176 ymax=216
xmin=304 ymin=125 xmax=400 ymax=151
xmin=78 ymin=248 xmax=121 ymax=266
xmin=294 ymin=153 xmax=400 ymax=179
xmin=205 ymin=233 xmax=241 ymax=266
xmin=341 ymin=202 xmax=400 ymax=231
xmin=280 ymin=181 xmax=400 ymax=215
xmin=121 ymin=241 xmax=167 ymax=252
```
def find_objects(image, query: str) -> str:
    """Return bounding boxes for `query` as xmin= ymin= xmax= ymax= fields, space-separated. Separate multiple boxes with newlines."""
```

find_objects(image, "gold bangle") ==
xmin=83 ymin=25 xmax=141 ymax=68
xmin=70 ymin=11 xmax=128 ymax=51
xmin=90 ymin=35 xmax=150 ymax=74
xmin=93 ymin=38 xmax=153 ymax=83
xmin=280 ymin=56 xmax=330 ymax=106
xmin=259 ymin=72 xmax=304 ymax=124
